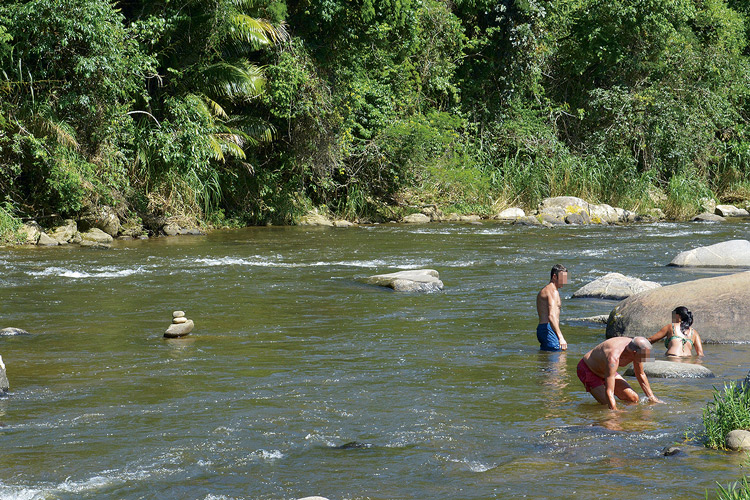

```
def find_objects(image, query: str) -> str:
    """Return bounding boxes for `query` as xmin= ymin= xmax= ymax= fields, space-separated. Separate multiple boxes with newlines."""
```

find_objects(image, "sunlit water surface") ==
xmin=1 ymin=221 xmax=749 ymax=499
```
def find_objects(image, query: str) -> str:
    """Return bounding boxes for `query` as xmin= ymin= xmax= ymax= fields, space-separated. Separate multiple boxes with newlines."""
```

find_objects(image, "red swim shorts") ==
xmin=577 ymin=359 xmax=605 ymax=392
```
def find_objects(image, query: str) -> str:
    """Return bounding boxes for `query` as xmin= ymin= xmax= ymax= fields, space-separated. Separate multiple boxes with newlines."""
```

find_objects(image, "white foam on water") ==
xmin=27 ymin=266 xmax=143 ymax=278
xmin=0 ymin=469 xmax=152 ymax=500
xmin=248 ymin=449 xmax=284 ymax=461
xmin=193 ymin=256 xmax=430 ymax=270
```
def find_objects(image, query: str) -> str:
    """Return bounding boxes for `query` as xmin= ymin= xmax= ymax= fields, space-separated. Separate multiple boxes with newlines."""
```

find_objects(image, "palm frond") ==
xmin=227 ymin=15 xmax=288 ymax=46
xmin=199 ymin=62 xmax=265 ymax=101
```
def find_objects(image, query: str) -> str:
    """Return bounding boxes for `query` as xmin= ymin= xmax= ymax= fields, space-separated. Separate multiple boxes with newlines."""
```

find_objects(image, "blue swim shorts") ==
xmin=537 ymin=323 xmax=561 ymax=351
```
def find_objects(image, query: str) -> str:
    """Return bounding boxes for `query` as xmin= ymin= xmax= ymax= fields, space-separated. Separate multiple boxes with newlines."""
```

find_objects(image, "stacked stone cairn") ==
xmin=164 ymin=311 xmax=194 ymax=338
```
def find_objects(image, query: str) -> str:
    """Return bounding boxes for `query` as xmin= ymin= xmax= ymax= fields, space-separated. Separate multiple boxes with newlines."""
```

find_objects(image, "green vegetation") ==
xmin=3 ymin=0 xmax=750 ymax=236
xmin=703 ymin=383 xmax=750 ymax=449
xmin=710 ymin=476 xmax=750 ymax=500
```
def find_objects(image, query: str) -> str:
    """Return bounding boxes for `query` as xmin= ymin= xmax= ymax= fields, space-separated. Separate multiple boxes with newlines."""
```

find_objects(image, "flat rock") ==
xmin=81 ymin=228 xmax=114 ymax=244
xmin=669 ymin=240 xmax=750 ymax=267
xmin=298 ymin=212 xmax=333 ymax=226
xmin=494 ymin=207 xmax=525 ymax=220
xmin=332 ymin=220 xmax=354 ymax=227
xmin=164 ymin=319 xmax=194 ymax=338
xmin=0 ymin=355 xmax=7 ymax=391
xmin=513 ymin=216 xmax=546 ymax=226
xmin=50 ymin=219 xmax=77 ymax=243
xmin=0 ymin=328 xmax=30 ymax=336
xmin=606 ymin=270 xmax=750 ymax=342
xmin=18 ymin=222 xmax=42 ymax=244
xmin=726 ymin=430 xmax=750 ymax=451
xmin=173 ymin=311 xmax=185 ymax=318
xmin=623 ymin=360 xmax=714 ymax=378
xmin=715 ymin=205 xmax=749 ymax=217
xmin=402 ymin=213 xmax=431 ymax=224
xmin=567 ymin=315 xmax=610 ymax=324
xmin=572 ymin=273 xmax=661 ymax=300
xmin=173 ymin=317 xmax=188 ymax=324
xmin=692 ymin=212 xmax=725 ymax=222
xmin=364 ymin=269 xmax=444 ymax=292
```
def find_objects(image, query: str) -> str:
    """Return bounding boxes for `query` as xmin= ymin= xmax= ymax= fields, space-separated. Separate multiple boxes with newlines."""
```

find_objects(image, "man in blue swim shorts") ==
xmin=536 ymin=264 xmax=568 ymax=351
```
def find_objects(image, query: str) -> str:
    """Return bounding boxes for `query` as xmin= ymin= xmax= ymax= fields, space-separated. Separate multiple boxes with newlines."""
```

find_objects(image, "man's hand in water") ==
xmin=559 ymin=338 xmax=568 ymax=350
xmin=649 ymin=396 xmax=664 ymax=404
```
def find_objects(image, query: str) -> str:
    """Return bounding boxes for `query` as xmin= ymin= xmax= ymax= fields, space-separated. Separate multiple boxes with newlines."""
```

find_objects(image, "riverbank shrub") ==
xmin=711 ymin=476 xmax=750 ymax=500
xmin=702 ymin=382 xmax=750 ymax=450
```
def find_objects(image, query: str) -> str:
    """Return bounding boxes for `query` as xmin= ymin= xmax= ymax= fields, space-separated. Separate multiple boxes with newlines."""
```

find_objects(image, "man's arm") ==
xmin=546 ymin=292 xmax=567 ymax=350
xmin=633 ymin=360 xmax=663 ymax=403
xmin=604 ymin=355 xmax=619 ymax=410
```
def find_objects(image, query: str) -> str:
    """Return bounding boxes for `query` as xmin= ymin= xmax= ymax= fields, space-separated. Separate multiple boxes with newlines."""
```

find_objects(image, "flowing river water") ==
xmin=1 ymin=220 xmax=749 ymax=499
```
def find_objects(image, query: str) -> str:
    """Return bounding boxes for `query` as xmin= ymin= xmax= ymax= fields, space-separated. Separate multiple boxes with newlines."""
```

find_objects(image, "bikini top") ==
xmin=664 ymin=323 xmax=694 ymax=349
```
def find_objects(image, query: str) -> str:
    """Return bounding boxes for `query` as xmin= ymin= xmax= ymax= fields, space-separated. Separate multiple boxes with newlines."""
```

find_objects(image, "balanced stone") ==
xmin=173 ymin=311 xmax=185 ymax=318
xmin=165 ymin=319 xmax=194 ymax=338
xmin=623 ymin=360 xmax=714 ymax=378
xmin=669 ymin=240 xmax=750 ymax=267
xmin=0 ymin=355 xmax=8 ymax=392
xmin=726 ymin=430 xmax=750 ymax=451
xmin=572 ymin=273 xmax=661 ymax=300
xmin=364 ymin=269 xmax=443 ymax=292
xmin=606 ymin=270 xmax=750 ymax=342
xmin=173 ymin=317 xmax=188 ymax=324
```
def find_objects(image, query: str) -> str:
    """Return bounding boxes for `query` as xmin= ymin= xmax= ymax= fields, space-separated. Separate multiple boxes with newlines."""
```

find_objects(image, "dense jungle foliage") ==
xmin=3 ymin=0 xmax=750 ymax=237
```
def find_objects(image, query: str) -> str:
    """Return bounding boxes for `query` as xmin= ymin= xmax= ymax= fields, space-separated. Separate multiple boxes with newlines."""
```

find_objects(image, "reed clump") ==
xmin=702 ymin=382 xmax=750 ymax=450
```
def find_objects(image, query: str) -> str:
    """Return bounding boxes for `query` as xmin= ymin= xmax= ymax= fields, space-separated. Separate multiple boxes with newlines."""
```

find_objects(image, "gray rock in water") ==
xmin=565 ymin=212 xmax=589 ymax=225
xmin=364 ymin=269 xmax=444 ymax=292
xmin=715 ymin=205 xmax=749 ymax=217
xmin=0 ymin=328 xmax=30 ymax=336
xmin=726 ymin=430 xmax=750 ymax=451
xmin=692 ymin=212 xmax=725 ymax=222
xmin=164 ymin=319 xmax=194 ymax=338
xmin=669 ymin=239 xmax=750 ymax=267
xmin=662 ymin=446 xmax=682 ymax=456
xmin=513 ymin=216 xmax=546 ymax=226
xmin=567 ymin=315 xmax=610 ymax=324
xmin=0 ymin=355 xmax=8 ymax=392
xmin=572 ymin=273 xmax=661 ymax=300
xmin=334 ymin=441 xmax=372 ymax=449
xmin=606 ymin=270 xmax=750 ymax=342
xmin=623 ymin=360 xmax=714 ymax=378
xmin=50 ymin=219 xmax=78 ymax=244
xmin=402 ymin=213 xmax=431 ymax=224
xmin=494 ymin=207 xmax=525 ymax=220
xmin=81 ymin=228 xmax=114 ymax=244
xmin=37 ymin=232 xmax=59 ymax=246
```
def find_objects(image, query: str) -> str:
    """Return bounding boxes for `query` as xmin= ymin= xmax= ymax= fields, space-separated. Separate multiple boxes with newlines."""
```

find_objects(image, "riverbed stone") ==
xmin=173 ymin=317 xmax=187 ymax=324
xmin=37 ymin=232 xmax=59 ymax=246
xmin=332 ymin=220 xmax=354 ymax=227
xmin=693 ymin=212 xmax=725 ymax=222
xmin=298 ymin=211 xmax=334 ymax=227
xmin=606 ymin=270 xmax=750 ymax=342
xmin=0 ymin=328 xmax=30 ymax=336
xmin=589 ymin=203 xmax=619 ymax=224
xmin=662 ymin=446 xmax=682 ymax=456
xmin=623 ymin=360 xmax=714 ymax=378
xmin=514 ymin=216 xmax=546 ymax=226
xmin=164 ymin=319 xmax=194 ymax=338
xmin=715 ymin=205 xmax=749 ymax=217
xmin=669 ymin=239 xmax=750 ymax=267
xmin=79 ymin=239 xmax=111 ymax=249
xmin=565 ymin=212 xmax=589 ymax=225
xmin=572 ymin=273 xmax=661 ymax=300
xmin=420 ymin=205 xmax=443 ymax=221
xmin=0 ymin=355 xmax=7 ymax=392
xmin=403 ymin=213 xmax=431 ymax=224
xmin=364 ymin=269 xmax=444 ymax=292
xmin=567 ymin=315 xmax=611 ymax=324
xmin=494 ymin=207 xmax=525 ymax=220
xmin=726 ymin=430 xmax=750 ymax=451
xmin=50 ymin=219 xmax=77 ymax=243
xmin=81 ymin=228 xmax=114 ymax=244
xmin=18 ymin=222 xmax=42 ymax=244
xmin=540 ymin=214 xmax=566 ymax=225
xmin=173 ymin=311 xmax=185 ymax=318
xmin=538 ymin=196 xmax=589 ymax=218
xmin=78 ymin=205 xmax=121 ymax=237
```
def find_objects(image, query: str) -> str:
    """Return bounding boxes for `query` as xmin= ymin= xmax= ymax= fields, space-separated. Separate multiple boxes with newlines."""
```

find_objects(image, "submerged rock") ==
xmin=572 ymin=273 xmax=661 ymax=300
xmin=662 ymin=446 xmax=682 ymax=456
xmin=692 ymin=212 xmax=725 ymax=222
xmin=334 ymin=441 xmax=372 ymax=449
xmin=669 ymin=240 xmax=750 ymax=267
xmin=726 ymin=430 xmax=750 ymax=451
xmin=623 ymin=360 xmax=714 ymax=378
xmin=364 ymin=269 xmax=444 ymax=292
xmin=606 ymin=270 xmax=750 ymax=342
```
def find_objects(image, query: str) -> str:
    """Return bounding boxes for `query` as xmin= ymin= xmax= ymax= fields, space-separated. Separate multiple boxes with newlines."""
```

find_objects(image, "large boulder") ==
xmin=623 ymin=360 xmax=714 ymax=378
xmin=81 ymin=228 xmax=114 ymax=244
xmin=572 ymin=273 xmax=661 ymax=300
xmin=363 ymin=269 xmax=444 ymax=292
xmin=606 ymin=271 xmax=750 ymax=342
xmin=298 ymin=211 xmax=334 ymax=227
xmin=403 ymin=213 xmax=431 ymax=224
xmin=537 ymin=197 xmax=626 ymax=224
xmin=49 ymin=219 xmax=78 ymax=244
xmin=494 ymin=207 xmax=525 ymax=220
xmin=726 ymin=430 xmax=750 ymax=451
xmin=715 ymin=205 xmax=749 ymax=217
xmin=18 ymin=222 xmax=42 ymax=244
xmin=78 ymin=205 xmax=121 ymax=237
xmin=669 ymin=240 xmax=750 ymax=267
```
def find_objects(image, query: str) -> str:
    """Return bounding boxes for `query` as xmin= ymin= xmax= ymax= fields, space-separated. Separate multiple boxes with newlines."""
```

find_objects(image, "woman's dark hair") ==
xmin=673 ymin=306 xmax=693 ymax=332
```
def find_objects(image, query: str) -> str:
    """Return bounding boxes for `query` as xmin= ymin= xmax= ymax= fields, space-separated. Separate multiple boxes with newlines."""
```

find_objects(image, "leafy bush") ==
xmin=702 ymin=382 xmax=750 ymax=450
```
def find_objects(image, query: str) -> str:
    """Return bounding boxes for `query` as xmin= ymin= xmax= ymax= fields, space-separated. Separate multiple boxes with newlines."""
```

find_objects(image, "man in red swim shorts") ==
xmin=578 ymin=336 xmax=663 ymax=410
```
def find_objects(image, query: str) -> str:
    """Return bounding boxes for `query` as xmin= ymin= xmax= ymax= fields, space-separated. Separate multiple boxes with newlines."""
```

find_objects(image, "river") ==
xmin=0 ymin=220 xmax=748 ymax=499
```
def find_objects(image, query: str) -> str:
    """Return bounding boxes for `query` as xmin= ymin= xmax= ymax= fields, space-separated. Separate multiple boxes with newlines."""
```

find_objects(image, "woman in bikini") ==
xmin=648 ymin=306 xmax=704 ymax=357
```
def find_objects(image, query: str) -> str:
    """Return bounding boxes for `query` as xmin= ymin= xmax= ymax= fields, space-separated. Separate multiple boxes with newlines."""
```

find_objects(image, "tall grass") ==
xmin=709 ymin=476 xmax=750 ymax=500
xmin=702 ymin=382 xmax=750 ymax=450
xmin=0 ymin=202 xmax=22 ymax=245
